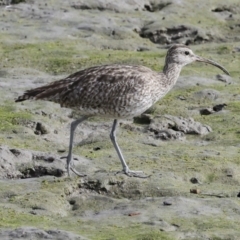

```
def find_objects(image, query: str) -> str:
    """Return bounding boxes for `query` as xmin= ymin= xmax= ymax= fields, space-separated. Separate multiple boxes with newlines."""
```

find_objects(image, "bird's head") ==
xmin=165 ymin=44 xmax=229 ymax=75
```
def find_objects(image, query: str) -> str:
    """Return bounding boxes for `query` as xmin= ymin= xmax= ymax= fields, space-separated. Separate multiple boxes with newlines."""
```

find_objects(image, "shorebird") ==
xmin=15 ymin=44 xmax=229 ymax=178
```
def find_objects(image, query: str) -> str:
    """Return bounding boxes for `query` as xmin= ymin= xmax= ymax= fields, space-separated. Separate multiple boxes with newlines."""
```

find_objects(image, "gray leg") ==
xmin=110 ymin=119 xmax=149 ymax=178
xmin=66 ymin=116 xmax=88 ymax=177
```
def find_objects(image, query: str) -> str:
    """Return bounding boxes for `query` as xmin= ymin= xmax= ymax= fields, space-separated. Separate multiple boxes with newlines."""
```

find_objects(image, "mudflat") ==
xmin=0 ymin=0 xmax=240 ymax=239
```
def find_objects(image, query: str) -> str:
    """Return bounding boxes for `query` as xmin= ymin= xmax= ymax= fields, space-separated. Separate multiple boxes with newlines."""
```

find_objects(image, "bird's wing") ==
xmin=59 ymin=65 xmax=154 ymax=109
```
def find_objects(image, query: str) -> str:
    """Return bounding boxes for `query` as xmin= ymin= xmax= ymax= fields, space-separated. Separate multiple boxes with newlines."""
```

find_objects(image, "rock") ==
xmin=177 ymin=95 xmax=187 ymax=100
xmin=34 ymin=122 xmax=50 ymax=135
xmin=149 ymin=115 xmax=212 ymax=137
xmin=200 ymin=103 xmax=227 ymax=115
xmin=190 ymin=177 xmax=201 ymax=184
xmin=0 ymin=0 xmax=11 ymax=5
xmin=0 ymin=227 xmax=88 ymax=240
xmin=163 ymin=201 xmax=172 ymax=206
xmin=76 ymin=174 xmax=179 ymax=199
xmin=216 ymin=74 xmax=232 ymax=84
xmin=0 ymin=146 xmax=30 ymax=179
xmin=140 ymin=24 xmax=211 ymax=45
xmin=0 ymin=145 xmax=67 ymax=179
xmin=193 ymin=89 xmax=220 ymax=101
xmin=211 ymin=6 xmax=230 ymax=13
xmin=153 ymin=129 xmax=185 ymax=140
xmin=213 ymin=103 xmax=227 ymax=112
xmin=11 ymin=0 xmax=26 ymax=4
xmin=128 ymin=212 xmax=141 ymax=216
xmin=158 ymin=219 xmax=179 ymax=232
xmin=71 ymin=0 xmax=152 ymax=12
xmin=199 ymin=108 xmax=214 ymax=115
xmin=224 ymin=168 xmax=234 ymax=177
xmin=93 ymin=147 xmax=101 ymax=151
xmin=137 ymin=46 xmax=150 ymax=52
xmin=190 ymin=188 xmax=201 ymax=194
xmin=144 ymin=1 xmax=172 ymax=12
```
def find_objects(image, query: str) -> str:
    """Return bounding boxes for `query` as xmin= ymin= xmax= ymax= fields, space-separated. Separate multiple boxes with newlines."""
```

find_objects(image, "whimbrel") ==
xmin=15 ymin=44 xmax=229 ymax=178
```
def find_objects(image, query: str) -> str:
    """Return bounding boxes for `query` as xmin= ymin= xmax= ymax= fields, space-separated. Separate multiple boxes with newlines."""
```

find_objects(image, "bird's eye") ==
xmin=184 ymin=51 xmax=189 ymax=55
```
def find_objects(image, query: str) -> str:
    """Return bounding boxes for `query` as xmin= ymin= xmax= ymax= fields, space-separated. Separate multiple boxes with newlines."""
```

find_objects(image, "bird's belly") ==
xmin=73 ymin=97 xmax=154 ymax=118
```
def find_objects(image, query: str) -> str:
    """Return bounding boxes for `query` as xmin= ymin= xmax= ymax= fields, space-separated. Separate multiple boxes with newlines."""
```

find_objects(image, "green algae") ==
xmin=0 ymin=176 xmax=174 ymax=240
xmin=0 ymin=207 xmax=173 ymax=240
xmin=0 ymin=176 xmax=239 ymax=239
xmin=0 ymin=207 xmax=50 ymax=229
xmin=0 ymin=32 xmax=238 ymax=79
xmin=0 ymin=36 xmax=164 ymax=75
xmin=0 ymin=105 xmax=32 ymax=132
xmin=169 ymin=215 xmax=240 ymax=239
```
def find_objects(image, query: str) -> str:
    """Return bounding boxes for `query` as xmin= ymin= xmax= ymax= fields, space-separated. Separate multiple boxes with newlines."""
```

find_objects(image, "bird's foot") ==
xmin=60 ymin=156 xmax=87 ymax=178
xmin=116 ymin=168 xmax=151 ymax=178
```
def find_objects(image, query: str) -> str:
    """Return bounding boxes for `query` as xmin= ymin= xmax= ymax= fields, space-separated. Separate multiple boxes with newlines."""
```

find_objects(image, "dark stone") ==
xmin=216 ymin=74 xmax=232 ymax=84
xmin=213 ymin=103 xmax=227 ymax=112
xmin=200 ymin=108 xmax=213 ymax=115
xmin=93 ymin=147 xmax=101 ymax=151
xmin=163 ymin=201 xmax=172 ymax=206
xmin=11 ymin=0 xmax=26 ymax=4
xmin=35 ymin=122 xmax=49 ymax=135
xmin=190 ymin=177 xmax=200 ymax=184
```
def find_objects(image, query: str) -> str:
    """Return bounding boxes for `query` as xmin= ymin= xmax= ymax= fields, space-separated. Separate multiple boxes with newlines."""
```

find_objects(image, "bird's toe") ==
xmin=70 ymin=167 xmax=87 ymax=177
xmin=116 ymin=169 xmax=150 ymax=178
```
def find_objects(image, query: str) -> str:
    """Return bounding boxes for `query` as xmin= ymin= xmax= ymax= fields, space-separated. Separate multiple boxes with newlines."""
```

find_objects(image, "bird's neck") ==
xmin=162 ymin=62 xmax=182 ymax=85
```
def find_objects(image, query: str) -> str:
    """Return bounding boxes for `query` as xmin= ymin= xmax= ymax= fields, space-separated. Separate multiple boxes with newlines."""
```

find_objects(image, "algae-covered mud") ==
xmin=0 ymin=0 xmax=240 ymax=239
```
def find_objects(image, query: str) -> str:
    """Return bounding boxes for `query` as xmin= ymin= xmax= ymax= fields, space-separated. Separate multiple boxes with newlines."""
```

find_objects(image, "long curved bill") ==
xmin=195 ymin=56 xmax=230 ymax=76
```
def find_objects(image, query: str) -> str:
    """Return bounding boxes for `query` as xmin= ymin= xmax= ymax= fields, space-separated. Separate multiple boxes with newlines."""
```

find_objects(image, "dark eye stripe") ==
xmin=185 ymin=51 xmax=189 ymax=55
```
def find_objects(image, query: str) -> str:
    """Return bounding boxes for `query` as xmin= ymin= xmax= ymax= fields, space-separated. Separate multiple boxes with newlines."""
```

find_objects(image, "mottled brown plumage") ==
xmin=15 ymin=44 xmax=229 ymax=178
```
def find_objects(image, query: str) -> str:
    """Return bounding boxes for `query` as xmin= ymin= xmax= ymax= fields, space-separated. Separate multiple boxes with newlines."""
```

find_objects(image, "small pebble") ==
xmin=190 ymin=188 xmax=201 ymax=194
xmin=163 ymin=201 xmax=172 ymax=206
xmin=57 ymin=149 xmax=66 ymax=153
xmin=35 ymin=122 xmax=49 ymax=135
xmin=213 ymin=103 xmax=227 ymax=112
xmin=225 ymin=168 xmax=234 ymax=177
xmin=200 ymin=108 xmax=213 ymax=115
xmin=93 ymin=147 xmax=101 ymax=151
xmin=216 ymin=74 xmax=232 ymax=84
xmin=190 ymin=177 xmax=201 ymax=184
xmin=128 ymin=212 xmax=141 ymax=216
xmin=177 ymin=95 xmax=186 ymax=100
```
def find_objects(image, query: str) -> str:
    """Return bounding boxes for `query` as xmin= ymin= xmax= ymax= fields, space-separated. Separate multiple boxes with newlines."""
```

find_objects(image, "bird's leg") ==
xmin=110 ymin=119 xmax=149 ymax=178
xmin=64 ymin=116 xmax=88 ymax=177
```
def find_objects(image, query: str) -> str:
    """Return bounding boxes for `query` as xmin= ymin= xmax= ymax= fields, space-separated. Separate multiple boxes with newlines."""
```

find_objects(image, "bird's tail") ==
xmin=15 ymin=87 xmax=46 ymax=102
xmin=15 ymin=78 xmax=70 ymax=103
